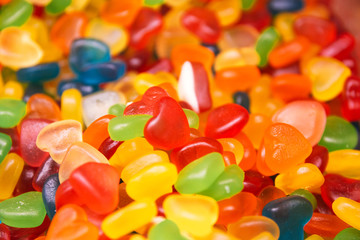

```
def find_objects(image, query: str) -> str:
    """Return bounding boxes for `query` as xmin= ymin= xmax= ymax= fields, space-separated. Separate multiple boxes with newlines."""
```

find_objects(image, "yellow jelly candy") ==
xmin=326 ymin=150 xmax=360 ymax=180
xmin=102 ymin=199 xmax=157 ymax=239
xmin=66 ymin=0 xmax=90 ymax=12
xmin=333 ymin=197 xmax=360 ymax=230
xmin=85 ymin=18 xmax=129 ymax=55
xmin=305 ymin=235 xmax=324 ymax=240
xmin=304 ymin=57 xmax=351 ymax=101
xmin=251 ymin=231 xmax=277 ymax=240
xmin=36 ymin=120 xmax=83 ymax=164
xmin=121 ymin=150 xmax=169 ymax=183
xmin=273 ymin=13 xmax=295 ymax=42
xmin=207 ymin=0 xmax=241 ymax=27
xmin=133 ymin=72 xmax=177 ymax=95
xmin=214 ymin=47 xmax=260 ymax=72
xmin=109 ymin=137 xmax=154 ymax=174
xmin=0 ymin=27 xmax=43 ymax=68
xmin=126 ymin=162 xmax=178 ymax=201
xmin=1 ymin=81 xmax=24 ymax=100
xmin=61 ymin=88 xmax=83 ymax=126
xmin=195 ymin=228 xmax=239 ymax=240
xmin=163 ymin=194 xmax=218 ymax=237
xmin=275 ymin=163 xmax=324 ymax=194
xmin=58 ymin=142 xmax=109 ymax=183
xmin=0 ymin=153 xmax=24 ymax=200
xmin=21 ymin=17 xmax=49 ymax=47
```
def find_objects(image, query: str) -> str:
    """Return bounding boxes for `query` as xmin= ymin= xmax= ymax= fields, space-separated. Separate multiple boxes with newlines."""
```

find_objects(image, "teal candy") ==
xmin=175 ymin=152 xmax=225 ymax=194
xmin=334 ymin=228 xmax=360 ymax=240
xmin=255 ymin=27 xmax=280 ymax=67
xmin=319 ymin=116 xmax=358 ymax=152
xmin=108 ymin=104 xmax=126 ymax=116
xmin=199 ymin=164 xmax=244 ymax=201
xmin=0 ymin=0 xmax=33 ymax=30
xmin=0 ymin=99 xmax=26 ymax=128
xmin=45 ymin=0 xmax=72 ymax=15
xmin=148 ymin=220 xmax=187 ymax=240
xmin=0 ymin=133 xmax=12 ymax=164
xmin=183 ymin=108 xmax=199 ymax=129
xmin=0 ymin=192 xmax=46 ymax=228
xmin=290 ymin=189 xmax=317 ymax=210
xmin=108 ymin=115 xmax=152 ymax=141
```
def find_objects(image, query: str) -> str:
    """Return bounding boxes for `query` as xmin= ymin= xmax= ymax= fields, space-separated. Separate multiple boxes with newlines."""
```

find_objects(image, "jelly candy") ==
xmin=13 ymin=165 xmax=36 ymax=196
xmin=233 ymin=91 xmax=250 ymax=111
xmin=46 ymin=204 xmax=98 ymax=240
xmin=270 ymin=74 xmax=312 ymax=102
xmin=205 ymin=103 xmax=249 ymax=139
xmin=320 ymin=33 xmax=355 ymax=60
xmin=228 ymin=216 xmax=280 ymax=239
xmin=0 ymin=153 xmax=24 ymax=200
xmin=326 ymin=150 xmax=360 ymax=180
xmin=0 ymin=99 xmax=26 ymax=128
xmin=16 ymin=62 xmax=60 ymax=83
xmin=26 ymin=93 xmax=61 ymax=121
xmin=267 ymin=0 xmax=304 ymax=15
xmin=263 ymin=123 xmax=312 ymax=173
xmin=101 ymin=199 xmax=157 ymax=239
xmin=148 ymin=219 xmax=186 ymax=240
xmin=42 ymin=173 xmax=59 ymax=220
xmin=61 ymin=88 xmax=83 ymax=125
xmin=69 ymin=162 xmax=120 ymax=214
xmin=45 ymin=0 xmax=72 ymax=14
xmin=100 ymin=0 xmax=141 ymax=28
xmin=163 ymin=194 xmax=218 ymax=237
xmin=305 ymin=145 xmax=328 ymax=173
xmin=36 ymin=120 xmax=83 ymax=164
xmin=318 ymin=116 xmax=358 ymax=152
xmin=175 ymin=152 xmax=225 ymax=194
xmin=290 ymin=189 xmax=317 ymax=210
xmin=83 ymin=114 xmax=115 ymax=149
xmin=333 ymin=197 xmax=360 ymax=230
xmin=181 ymin=8 xmax=221 ymax=44
xmin=178 ymin=61 xmax=212 ymax=113
xmin=334 ymin=228 xmax=360 ymax=240
xmin=0 ymin=192 xmax=46 ymax=228
xmin=57 ymin=79 xmax=99 ymax=97
xmin=144 ymin=97 xmax=190 ymax=150
xmin=108 ymin=115 xmax=152 ymax=141
xmin=262 ymin=196 xmax=313 ymax=240
xmin=255 ymin=27 xmax=280 ymax=67
xmin=0 ymin=133 xmax=12 ymax=164
xmin=0 ymin=0 xmax=33 ymax=30
xmin=341 ymin=76 xmax=360 ymax=121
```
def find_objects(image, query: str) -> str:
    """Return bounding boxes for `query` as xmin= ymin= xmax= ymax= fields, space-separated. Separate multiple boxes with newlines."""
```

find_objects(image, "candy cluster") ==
xmin=0 ymin=0 xmax=360 ymax=239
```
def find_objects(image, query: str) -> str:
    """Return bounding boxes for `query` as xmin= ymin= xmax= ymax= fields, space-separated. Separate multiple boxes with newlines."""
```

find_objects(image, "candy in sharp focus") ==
xmin=1 ymin=0 xmax=360 ymax=239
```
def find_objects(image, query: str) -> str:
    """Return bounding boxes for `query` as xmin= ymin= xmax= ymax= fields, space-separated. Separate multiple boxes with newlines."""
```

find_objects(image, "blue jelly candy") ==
xmin=268 ymin=0 xmax=304 ymax=15
xmin=69 ymin=38 xmax=111 ymax=74
xmin=42 ymin=174 xmax=60 ymax=220
xmin=78 ymin=60 xmax=126 ymax=85
xmin=233 ymin=91 xmax=250 ymax=112
xmin=262 ymin=195 xmax=313 ymax=240
xmin=57 ymin=79 xmax=100 ymax=96
xmin=16 ymin=62 xmax=60 ymax=83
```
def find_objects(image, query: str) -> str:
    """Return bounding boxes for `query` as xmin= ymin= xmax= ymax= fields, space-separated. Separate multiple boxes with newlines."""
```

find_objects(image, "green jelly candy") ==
xmin=108 ymin=103 xmax=126 ymax=116
xmin=0 ymin=99 xmax=26 ymax=128
xmin=0 ymin=133 xmax=12 ymax=164
xmin=334 ymin=228 xmax=360 ymax=240
xmin=145 ymin=0 xmax=164 ymax=6
xmin=255 ymin=27 xmax=280 ymax=67
xmin=183 ymin=108 xmax=199 ymax=129
xmin=319 ymin=116 xmax=358 ymax=152
xmin=45 ymin=0 xmax=72 ymax=15
xmin=175 ymin=152 xmax=225 ymax=194
xmin=0 ymin=191 xmax=46 ymax=228
xmin=0 ymin=0 xmax=33 ymax=30
xmin=200 ymin=164 xmax=244 ymax=201
xmin=108 ymin=114 xmax=152 ymax=141
xmin=290 ymin=189 xmax=317 ymax=210
xmin=148 ymin=220 xmax=187 ymax=240
xmin=242 ymin=0 xmax=256 ymax=10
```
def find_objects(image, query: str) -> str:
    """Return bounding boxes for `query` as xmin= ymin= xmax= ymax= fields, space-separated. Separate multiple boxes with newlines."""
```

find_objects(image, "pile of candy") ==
xmin=1 ymin=0 xmax=360 ymax=239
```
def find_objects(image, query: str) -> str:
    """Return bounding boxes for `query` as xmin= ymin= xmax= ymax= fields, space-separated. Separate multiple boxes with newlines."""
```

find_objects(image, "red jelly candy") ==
xmin=320 ymin=33 xmax=355 ymax=60
xmin=55 ymin=180 xmax=83 ymax=210
xmin=181 ymin=7 xmax=221 ymax=44
xmin=20 ymin=118 xmax=52 ymax=167
xmin=242 ymin=170 xmax=273 ymax=196
xmin=305 ymin=145 xmax=329 ymax=173
xmin=170 ymin=137 xmax=223 ymax=171
xmin=98 ymin=137 xmax=122 ymax=160
xmin=129 ymin=7 xmax=163 ymax=50
xmin=69 ymin=162 xmax=120 ymax=214
xmin=341 ymin=76 xmax=360 ymax=121
xmin=320 ymin=174 xmax=360 ymax=208
xmin=205 ymin=103 xmax=249 ymax=139
xmin=13 ymin=165 xmax=37 ymax=196
xmin=294 ymin=15 xmax=336 ymax=47
xmin=32 ymin=157 xmax=60 ymax=192
xmin=124 ymin=86 xmax=169 ymax=116
xmin=144 ymin=97 xmax=190 ymax=150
